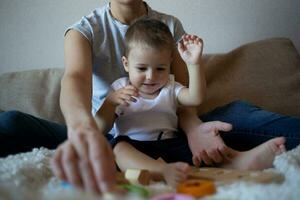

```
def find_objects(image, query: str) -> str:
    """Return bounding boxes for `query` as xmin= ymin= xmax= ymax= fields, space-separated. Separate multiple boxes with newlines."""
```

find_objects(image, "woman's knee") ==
xmin=226 ymin=100 xmax=253 ymax=108
xmin=0 ymin=110 xmax=27 ymax=129
xmin=200 ymin=100 xmax=258 ymax=122
xmin=224 ymin=100 xmax=260 ymax=113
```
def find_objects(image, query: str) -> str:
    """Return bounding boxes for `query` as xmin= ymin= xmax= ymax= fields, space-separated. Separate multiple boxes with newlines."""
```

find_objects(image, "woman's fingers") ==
xmin=52 ymin=138 xmax=116 ymax=193
xmin=51 ymin=146 xmax=67 ymax=181
xmin=79 ymin=156 xmax=99 ymax=193
xmin=88 ymin=134 xmax=116 ymax=192
xmin=200 ymin=150 xmax=213 ymax=166
xmin=192 ymin=155 xmax=201 ymax=167
xmin=207 ymin=149 xmax=223 ymax=164
xmin=61 ymin=142 xmax=82 ymax=188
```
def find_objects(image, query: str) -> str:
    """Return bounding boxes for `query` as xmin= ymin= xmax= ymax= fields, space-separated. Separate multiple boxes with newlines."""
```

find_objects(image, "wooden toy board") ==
xmin=188 ymin=167 xmax=284 ymax=185
xmin=115 ymin=168 xmax=284 ymax=199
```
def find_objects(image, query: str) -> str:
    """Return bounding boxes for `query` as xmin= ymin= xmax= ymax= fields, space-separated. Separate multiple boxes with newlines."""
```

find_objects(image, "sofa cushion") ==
xmin=199 ymin=38 xmax=300 ymax=117
xmin=0 ymin=68 xmax=65 ymax=123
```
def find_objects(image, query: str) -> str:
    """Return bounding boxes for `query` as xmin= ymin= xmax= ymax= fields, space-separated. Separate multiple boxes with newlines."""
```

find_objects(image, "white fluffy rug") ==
xmin=1 ymin=145 xmax=300 ymax=200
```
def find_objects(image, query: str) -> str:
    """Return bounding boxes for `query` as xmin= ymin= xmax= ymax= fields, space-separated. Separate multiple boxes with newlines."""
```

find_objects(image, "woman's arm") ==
xmin=60 ymin=30 xmax=94 ymax=128
xmin=52 ymin=29 xmax=116 ymax=193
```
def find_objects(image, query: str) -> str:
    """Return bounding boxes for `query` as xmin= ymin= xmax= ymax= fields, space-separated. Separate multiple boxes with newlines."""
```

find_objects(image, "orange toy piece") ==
xmin=177 ymin=179 xmax=216 ymax=198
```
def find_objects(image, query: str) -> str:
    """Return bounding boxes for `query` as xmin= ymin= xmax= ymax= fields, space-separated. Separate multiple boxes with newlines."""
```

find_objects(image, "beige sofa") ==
xmin=0 ymin=38 xmax=300 ymax=125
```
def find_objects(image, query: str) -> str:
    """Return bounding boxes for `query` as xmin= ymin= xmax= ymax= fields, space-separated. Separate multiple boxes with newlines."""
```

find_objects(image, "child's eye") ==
xmin=137 ymin=67 xmax=147 ymax=71
xmin=157 ymin=67 xmax=166 ymax=71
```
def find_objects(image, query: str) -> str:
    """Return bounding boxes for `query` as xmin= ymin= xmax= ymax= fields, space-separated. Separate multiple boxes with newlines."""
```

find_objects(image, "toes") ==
xmin=274 ymin=137 xmax=285 ymax=145
xmin=175 ymin=162 xmax=190 ymax=171
xmin=279 ymin=144 xmax=286 ymax=154
xmin=273 ymin=137 xmax=286 ymax=154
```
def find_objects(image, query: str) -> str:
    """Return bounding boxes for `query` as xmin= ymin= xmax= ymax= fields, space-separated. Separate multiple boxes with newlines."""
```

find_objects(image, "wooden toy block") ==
xmin=116 ymin=171 xmax=130 ymax=185
xmin=125 ymin=169 xmax=151 ymax=185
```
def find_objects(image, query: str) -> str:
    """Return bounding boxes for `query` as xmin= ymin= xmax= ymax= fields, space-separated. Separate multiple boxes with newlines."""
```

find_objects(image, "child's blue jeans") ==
xmin=0 ymin=100 xmax=299 ymax=157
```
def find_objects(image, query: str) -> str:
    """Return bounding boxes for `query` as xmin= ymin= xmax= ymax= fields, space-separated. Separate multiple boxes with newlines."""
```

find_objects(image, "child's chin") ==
xmin=140 ymin=89 xmax=160 ymax=97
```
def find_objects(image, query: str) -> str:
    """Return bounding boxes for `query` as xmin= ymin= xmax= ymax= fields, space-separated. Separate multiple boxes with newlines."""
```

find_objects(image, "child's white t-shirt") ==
xmin=110 ymin=75 xmax=184 ymax=141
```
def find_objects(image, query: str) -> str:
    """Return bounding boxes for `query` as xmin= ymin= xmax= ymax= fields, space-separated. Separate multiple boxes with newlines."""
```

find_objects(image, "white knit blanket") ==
xmin=1 ymin=145 xmax=300 ymax=200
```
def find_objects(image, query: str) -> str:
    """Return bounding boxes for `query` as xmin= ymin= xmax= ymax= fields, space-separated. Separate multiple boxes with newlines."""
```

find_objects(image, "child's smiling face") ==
xmin=122 ymin=44 xmax=172 ymax=98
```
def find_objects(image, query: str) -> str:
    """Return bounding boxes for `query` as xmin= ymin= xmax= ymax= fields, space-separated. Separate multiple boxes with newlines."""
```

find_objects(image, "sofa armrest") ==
xmin=199 ymin=38 xmax=300 ymax=117
xmin=0 ymin=68 xmax=65 ymax=124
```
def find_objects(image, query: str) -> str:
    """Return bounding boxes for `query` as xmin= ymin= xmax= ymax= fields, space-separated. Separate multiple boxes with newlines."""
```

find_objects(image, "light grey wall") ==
xmin=1 ymin=0 xmax=299 ymax=74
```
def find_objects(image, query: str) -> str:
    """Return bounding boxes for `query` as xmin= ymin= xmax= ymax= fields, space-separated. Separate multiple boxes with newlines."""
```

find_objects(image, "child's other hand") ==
xmin=107 ymin=85 xmax=138 ymax=106
xmin=178 ymin=34 xmax=203 ymax=65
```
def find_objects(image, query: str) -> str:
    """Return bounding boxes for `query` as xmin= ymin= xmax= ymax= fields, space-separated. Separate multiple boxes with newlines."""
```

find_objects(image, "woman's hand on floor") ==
xmin=51 ymin=121 xmax=116 ymax=194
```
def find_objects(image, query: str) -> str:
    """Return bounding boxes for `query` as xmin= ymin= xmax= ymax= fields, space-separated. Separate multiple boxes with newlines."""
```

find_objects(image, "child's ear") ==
xmin=122 ymin=56 xmax=129 ymax=72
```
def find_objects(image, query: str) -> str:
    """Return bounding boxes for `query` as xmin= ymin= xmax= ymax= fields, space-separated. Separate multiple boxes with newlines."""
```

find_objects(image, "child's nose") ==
xmin=146 ymin=70 xmax=154 ymax=80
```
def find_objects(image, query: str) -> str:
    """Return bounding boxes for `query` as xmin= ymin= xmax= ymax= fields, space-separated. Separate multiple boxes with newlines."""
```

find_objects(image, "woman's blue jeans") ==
xmin=0 ymin=100 xmax=299 ymax=157
xmin=201 ymin=101 xmax=300 ymax=151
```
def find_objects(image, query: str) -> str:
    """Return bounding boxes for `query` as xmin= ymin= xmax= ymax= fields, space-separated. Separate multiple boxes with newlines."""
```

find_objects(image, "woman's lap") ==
xmin=1 ymin=100 xmax=299 ymax=158
xmin=0 ymin=110 xmax=67 ymax=157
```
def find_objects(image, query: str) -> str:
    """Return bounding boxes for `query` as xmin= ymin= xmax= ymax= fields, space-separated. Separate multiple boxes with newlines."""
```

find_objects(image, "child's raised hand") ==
xmin=178 ymin=34 xmax=203 ymax=65
xmin=107 ymin=85 xmax=138 ymax=106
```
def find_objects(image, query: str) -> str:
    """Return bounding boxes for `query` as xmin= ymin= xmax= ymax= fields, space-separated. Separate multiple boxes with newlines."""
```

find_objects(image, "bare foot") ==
xmin=161 ymin=162 xmax=191 ymax=187
xmin=221 ymin=137 xmax=286 ymax=170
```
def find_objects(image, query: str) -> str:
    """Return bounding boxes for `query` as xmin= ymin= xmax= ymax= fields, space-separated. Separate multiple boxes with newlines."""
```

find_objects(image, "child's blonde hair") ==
xmin=124 ymin=17 xmax=175 ymax=57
